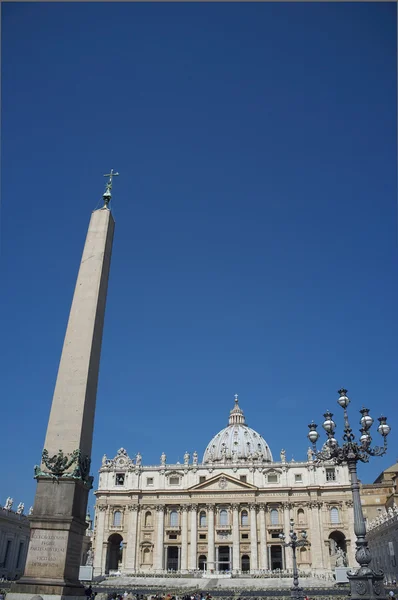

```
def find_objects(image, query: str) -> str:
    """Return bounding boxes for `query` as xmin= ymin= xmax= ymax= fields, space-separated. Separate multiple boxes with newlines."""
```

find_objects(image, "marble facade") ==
xmin=92 ymin=398 xmax=356 ymax=577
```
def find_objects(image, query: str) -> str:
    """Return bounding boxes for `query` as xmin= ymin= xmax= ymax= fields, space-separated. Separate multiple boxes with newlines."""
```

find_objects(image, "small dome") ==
xmin=203 ymin=395 xmax=273 ymax=464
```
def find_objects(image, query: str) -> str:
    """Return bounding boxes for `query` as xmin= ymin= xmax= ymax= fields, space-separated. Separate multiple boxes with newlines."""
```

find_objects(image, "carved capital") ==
xmin=231 ymin=503 xmax=240 ymax=511
xmin=190 ymin=504 xmax=198 ymax=512
xmin=206 ymin=504 xmax=215 ymax=512
xmin=345 ymin=500 xmax=354 ymax=508
xmin=128 ymin=504 xmax=139 ymax=512
xmin=258 ymin=503 xmax=266 ymax=511
xmin=156 ymin=505 xmax=164 ymax=513
xmin=181 ymin=505 xmax=189 ymax=512
xmin=97 ymin=505 xmax=107 ymax=512
xmin=249 ymin=503 xmax=257 ymax=511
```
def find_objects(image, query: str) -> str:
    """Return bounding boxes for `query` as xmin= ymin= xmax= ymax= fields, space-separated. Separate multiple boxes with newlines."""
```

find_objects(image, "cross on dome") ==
xmin=229 ymin=394 xmax=245 ymax=425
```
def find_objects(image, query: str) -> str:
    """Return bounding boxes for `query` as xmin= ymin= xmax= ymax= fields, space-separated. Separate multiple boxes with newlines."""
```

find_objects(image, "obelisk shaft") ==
xmin=10 ymin=207 xmax=115 ymax=600
xmin=44 ymin=207 xmax=114 ymax=459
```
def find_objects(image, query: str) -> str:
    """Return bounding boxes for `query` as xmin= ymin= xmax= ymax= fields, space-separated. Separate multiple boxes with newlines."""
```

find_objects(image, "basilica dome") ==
xmin=202 ymin=396 xmax=273 ymax=464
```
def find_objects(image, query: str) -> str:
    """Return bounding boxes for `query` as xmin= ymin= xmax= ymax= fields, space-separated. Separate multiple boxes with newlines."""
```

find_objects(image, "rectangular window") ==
xmin=3 ymin=540 xmax=12 ymax=567
xmin=271 ymin=533 xmax=281 ymax=539
xmin=199 ymin=534 xmax=206 ymax=540
xmin=16 ymin=542 xmax=24 ymax=569
xmin=169 ymin=534 xmax=177 ymax=540
xmin=241 ymin=533 xmax=249 ymax=540
xmin=270 ymin=509 xmax=279 ymax=525
xmin=146 ymin=477 xmax=154 ymax=486
xmin=268 ymin=474 xmax=278 ymax=483
xmin=169 ymin=477 xmax=180 ymax=485
xmin=326 ymin=468 xmax=336 ymax=481
xmin=240 ymin=475 xmax=247 ymax=483
xmin=115 ymin=473 xmax=125 ymax=486
xmin=295 ymin=474 xmax=303 ymax=483
xmin=199 ymin=476 xmax=206 ymax=483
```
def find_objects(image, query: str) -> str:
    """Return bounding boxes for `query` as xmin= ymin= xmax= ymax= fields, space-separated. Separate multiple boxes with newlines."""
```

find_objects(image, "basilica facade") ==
xmin=92 ymin=397 xmax=355 ymax=577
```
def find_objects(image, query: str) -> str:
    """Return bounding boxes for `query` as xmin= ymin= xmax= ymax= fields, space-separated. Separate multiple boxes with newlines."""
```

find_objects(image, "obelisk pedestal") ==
xmin=9 ymin=203 xmax=115 ymax=600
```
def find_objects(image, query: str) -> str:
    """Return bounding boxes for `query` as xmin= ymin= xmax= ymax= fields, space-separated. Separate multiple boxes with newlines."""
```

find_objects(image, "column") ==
xmin=249 ymin=503 xmax=258 ymax=571
xmin=232 ymin=504 xmax=240 ymax=572
xmin=125 ymin=505 xmax=138 ymax=572
xmin=320 ymin=501 xmax=329 ymax=569
xmin=135 ymin=506 xmax=143 ymax=571
xmin=283 ymin=503 xmax=293 ymax=569
xmin=308 ymin=501 xmax=324 ymax=569
xmin=155 ymin=506 xmax=165 ymax=571
xmin=93 ymin=506 xmax=107 ymax=576
xmin=189 ymin=504 xmax=198 ymax=570
xmin=345 ymin=500 xmax=356 ymax=567
xmin=258 ymin=504 xmax=268 ymax=570
xmin=207 ymin=505 xmax=215 ymax=572
xmin=181 ymin=506 xmax=189 ymax=571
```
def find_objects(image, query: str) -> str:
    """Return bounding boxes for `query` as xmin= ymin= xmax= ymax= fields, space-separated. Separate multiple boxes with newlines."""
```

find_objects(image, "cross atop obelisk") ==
xmin=102 ymin=168 xmax=119 ymax=208
xmin=10 ymin=172 xmax=117 ymax=600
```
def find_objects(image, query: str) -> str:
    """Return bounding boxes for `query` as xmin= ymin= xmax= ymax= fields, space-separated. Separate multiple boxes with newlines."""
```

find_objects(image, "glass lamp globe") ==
xmin=337 ymin=389 xmax=350 ymax=409
xmin=308 ymin=422 xmax=319 ymax=444
xmin=322 ymin=411 xmax=336 ymax=433
xmin=377 ymin=416 xmax=391 ymax=437
xmin=360 ymin=430 xmax=371 ymax=446
xmin=360 ymin=407 xmax=374 ymax=430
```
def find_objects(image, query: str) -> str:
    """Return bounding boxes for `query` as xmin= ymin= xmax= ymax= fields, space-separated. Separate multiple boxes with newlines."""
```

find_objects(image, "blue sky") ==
xmin=2 ymin=2 xmax=397 ymax=515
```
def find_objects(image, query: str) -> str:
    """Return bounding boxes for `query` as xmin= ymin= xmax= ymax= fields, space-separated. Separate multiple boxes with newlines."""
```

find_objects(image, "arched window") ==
xmin=241 ymin=510 xmax=249 ymax=526
xmin=241 ymin=554 xmax=250 ymax=572
xmin=198 ymin=555 xmax=207 ymax=571
xmin=143 ymin=548 xmax=151 ymax=564
xmin=297 ymin=509 xmax=305 ymax=525
xmin=330 ymin=507 xmax=339 ymax=524
xmin=145 ymin=511 xmax=152 ymax=527
xmin=220 ymin=509 xmax=228 ymax=526
xmin=199 ymin=511 xmax=207 ymax=527
xmin=170 ymin=510 xmax=178 ymax=527
xmin=270 ymin=509 xmax=279 ymax=525
xmin=113 ymin=510 xmax=122 ymax=526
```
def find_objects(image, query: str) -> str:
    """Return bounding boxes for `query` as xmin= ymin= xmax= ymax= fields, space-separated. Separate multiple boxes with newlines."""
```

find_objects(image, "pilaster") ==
xmin=93 ymin=505 xmax=107 ymax=576
xmin=125 ymin=505 xmax=138 ymax=572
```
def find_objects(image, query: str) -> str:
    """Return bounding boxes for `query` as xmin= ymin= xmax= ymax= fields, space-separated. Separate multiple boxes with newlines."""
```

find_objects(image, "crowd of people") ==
xmin=81 ymin=585 xmax=398 ymax=600
xmin=104 ymin=592 xmax=213 ymax=600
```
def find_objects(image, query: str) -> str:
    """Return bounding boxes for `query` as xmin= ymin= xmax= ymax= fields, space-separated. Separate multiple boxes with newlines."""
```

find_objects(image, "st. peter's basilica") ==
xmin=92 ymin=396 xmax=355 ymax=577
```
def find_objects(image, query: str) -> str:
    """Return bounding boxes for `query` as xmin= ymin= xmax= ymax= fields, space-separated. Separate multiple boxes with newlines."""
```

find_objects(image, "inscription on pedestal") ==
xmin=27 ymin=530 xmax=68 ymax=571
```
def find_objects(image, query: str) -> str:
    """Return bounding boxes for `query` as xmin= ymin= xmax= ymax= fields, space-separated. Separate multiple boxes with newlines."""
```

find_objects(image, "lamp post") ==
xmin=279 ymin=518 xmax=310 ymax=600
xmin=307 ymin=389 xmax=391 ymax=600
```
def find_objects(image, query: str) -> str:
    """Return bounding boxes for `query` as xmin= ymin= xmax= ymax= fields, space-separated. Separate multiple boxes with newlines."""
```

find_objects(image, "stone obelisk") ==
xmin=10 ymin=172 xmax=118 ymax=600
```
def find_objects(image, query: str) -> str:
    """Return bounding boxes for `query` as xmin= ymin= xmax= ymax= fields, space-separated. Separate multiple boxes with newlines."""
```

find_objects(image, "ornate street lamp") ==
xmin=307 ymin=389 xmax=391 ymax=600
xmin=279 ymin=518 xmax=310 ymax=600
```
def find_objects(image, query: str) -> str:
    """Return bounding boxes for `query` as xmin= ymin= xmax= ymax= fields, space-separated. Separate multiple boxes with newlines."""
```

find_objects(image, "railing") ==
xmin=100 ymin=568 xmax=335 ymax=580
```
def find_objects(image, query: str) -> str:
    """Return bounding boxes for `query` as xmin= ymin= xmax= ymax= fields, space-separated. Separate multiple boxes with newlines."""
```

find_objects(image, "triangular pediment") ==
xmin=189 ymin=473 xmax=258 ymax=492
